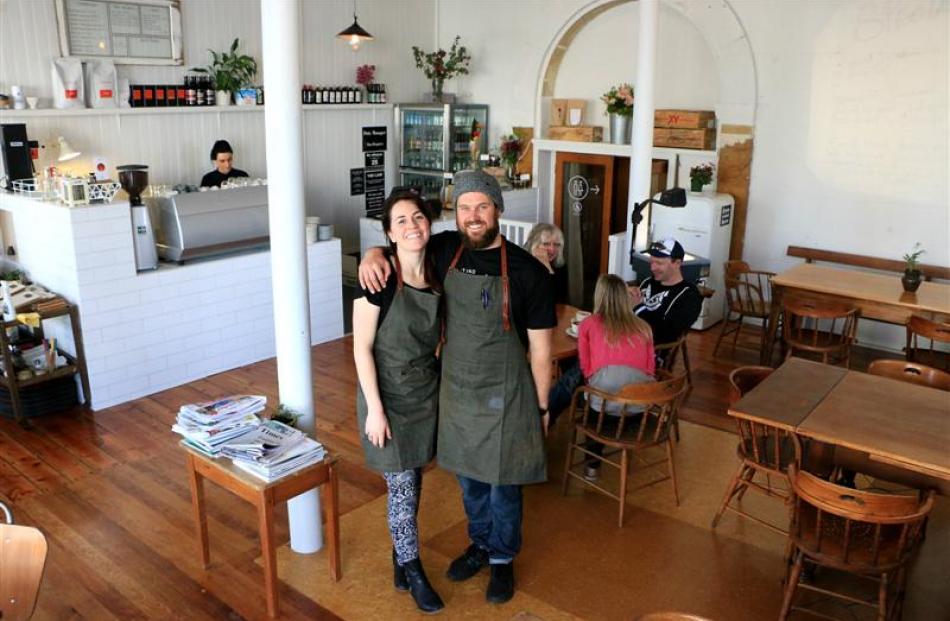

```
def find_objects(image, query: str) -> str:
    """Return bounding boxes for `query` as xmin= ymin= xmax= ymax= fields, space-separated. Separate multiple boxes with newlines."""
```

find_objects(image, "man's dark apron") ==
xmin=437 ymin=240 xmax=546 ymax=485
xmin=357 ymin=259 xmax=440 ymax=472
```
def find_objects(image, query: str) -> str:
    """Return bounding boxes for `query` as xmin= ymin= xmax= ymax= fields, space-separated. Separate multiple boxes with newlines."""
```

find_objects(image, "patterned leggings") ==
xmin=383 ymin=468 xmax=422 ymax=565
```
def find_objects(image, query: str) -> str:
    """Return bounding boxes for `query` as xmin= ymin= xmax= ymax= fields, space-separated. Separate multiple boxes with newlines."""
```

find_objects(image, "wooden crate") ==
xmin=550 ymin=99 xmax=568 ymax=126
xmin=548 ymin=125 xmax=603 ymax=142
xmin=653 ymin=127 xmax=716 ymax=150
xmin=654 ymin=109 xmax=716 ymax=129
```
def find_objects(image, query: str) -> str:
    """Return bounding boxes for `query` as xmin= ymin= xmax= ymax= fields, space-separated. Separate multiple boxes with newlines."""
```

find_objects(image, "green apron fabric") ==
xmin=357 ymin=270 xmax=441 ymax=472
xmin=437 ymin=241 xmax=546 ymax=485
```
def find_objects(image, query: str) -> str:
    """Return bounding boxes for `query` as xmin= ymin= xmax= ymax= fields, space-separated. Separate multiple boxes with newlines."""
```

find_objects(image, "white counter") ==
xmin=0 ymin=192 xmax=343 ymax=410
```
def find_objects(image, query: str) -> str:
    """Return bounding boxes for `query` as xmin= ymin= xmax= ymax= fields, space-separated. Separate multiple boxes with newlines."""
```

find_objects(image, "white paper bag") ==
xmin=84 ymin=60 xmax=117 ymax=108
xmin=51 ymin=58 xmax=85 ymax=109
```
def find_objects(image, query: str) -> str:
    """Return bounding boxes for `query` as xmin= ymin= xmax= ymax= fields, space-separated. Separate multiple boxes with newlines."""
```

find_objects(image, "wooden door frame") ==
xmin=553 ymin=151 xmax=615 ymax=272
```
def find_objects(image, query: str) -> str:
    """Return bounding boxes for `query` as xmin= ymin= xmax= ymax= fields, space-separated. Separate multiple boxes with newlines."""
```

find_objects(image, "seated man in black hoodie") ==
xmin=200 ymin=139 xmax=249 ymax=188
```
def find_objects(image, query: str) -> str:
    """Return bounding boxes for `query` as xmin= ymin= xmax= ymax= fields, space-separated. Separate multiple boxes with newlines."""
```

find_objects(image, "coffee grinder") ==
xmin=118 ymin=164 xmax=158 ymax=271
xmin=1 ymin=124 xmax=33 ymax=191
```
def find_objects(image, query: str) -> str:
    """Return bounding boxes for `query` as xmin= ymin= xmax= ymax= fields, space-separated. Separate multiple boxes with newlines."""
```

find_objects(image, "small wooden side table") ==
xmin=181 ymin=443 xmax=341 ymax=618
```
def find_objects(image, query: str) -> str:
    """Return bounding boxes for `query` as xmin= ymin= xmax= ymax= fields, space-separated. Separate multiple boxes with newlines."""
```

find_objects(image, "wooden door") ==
xmin=554 ymin=152 xmax=614 ymax=307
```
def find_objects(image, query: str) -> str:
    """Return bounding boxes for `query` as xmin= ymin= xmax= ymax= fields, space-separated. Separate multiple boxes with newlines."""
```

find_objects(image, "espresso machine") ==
xmin=118 ymin=164 xmax=158 ymax=271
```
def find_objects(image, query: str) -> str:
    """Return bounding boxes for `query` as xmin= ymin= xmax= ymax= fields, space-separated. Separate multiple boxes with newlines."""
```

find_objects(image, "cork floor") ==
xmin=269 ymin=421 xmax=950 ymax=620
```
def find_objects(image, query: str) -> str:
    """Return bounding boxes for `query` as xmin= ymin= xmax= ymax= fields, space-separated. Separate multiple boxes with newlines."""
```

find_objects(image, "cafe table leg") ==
xmin=257 ymin=489 xmax=279 ymax=618
xmin=762 ymin=284 xmax=785 ymax=365
xmin=323 ymin=462 xmax=342 ymax=581
xmin=186 ymin=453 xmax=211 ymax=568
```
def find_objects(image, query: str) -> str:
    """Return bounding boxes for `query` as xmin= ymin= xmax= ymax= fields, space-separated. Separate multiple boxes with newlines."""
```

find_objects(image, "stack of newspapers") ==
xmin=172 ymin=395 xmax=266 ymax=457
xmin=221 ymin=420 xmax=326 ymax=482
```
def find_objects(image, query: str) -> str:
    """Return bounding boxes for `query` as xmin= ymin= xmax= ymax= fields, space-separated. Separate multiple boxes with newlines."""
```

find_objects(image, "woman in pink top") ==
xmin=578 ymin=274 xmax=655 ymax=380
xmin=577 ymin=274 xmax=655 ymax=481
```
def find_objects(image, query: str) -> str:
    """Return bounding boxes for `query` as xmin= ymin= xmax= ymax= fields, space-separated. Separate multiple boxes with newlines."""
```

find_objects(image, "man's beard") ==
xmin=460 ymin=221 xmax=500 ymax=250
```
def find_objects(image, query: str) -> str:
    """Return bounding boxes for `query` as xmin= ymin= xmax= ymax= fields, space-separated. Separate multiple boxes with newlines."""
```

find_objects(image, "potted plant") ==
xmin=356 ymin=64 xmax=376 ymax=100
xmin=499 ymin=134 xmax=522 ymax=180
xmin=601 ymin=82 xmax=634 ymax=144
xmin=902 ymin=243 xmax=925 ymax=292
xmin=193 ymin=38 xmax=258 ymax=106
xmin=272 ymin=403 xmax=301 ymax=428
xmin=689 ymin=162 xmax=715 ymax=192
xmin=412 ymin=36 xmax=471 ymax=103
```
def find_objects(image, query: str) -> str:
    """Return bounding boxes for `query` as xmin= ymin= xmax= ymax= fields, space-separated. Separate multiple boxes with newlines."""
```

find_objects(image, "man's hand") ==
xmin=358 ymin=247 xmax=391 ymax=293
xmin=627 ymin=285 xmax=643 ymax=306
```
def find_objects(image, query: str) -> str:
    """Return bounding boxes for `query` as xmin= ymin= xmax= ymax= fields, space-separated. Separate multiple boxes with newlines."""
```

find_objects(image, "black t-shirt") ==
xmin=200 ymin=168 xmax=249 ymax=188
xmin=428 ymin=231 xmax=556 ymax=348
xmin=552 ymin=264 xmax=569 ymax=305
xmin=634 ymin=277 xmax=703 ymax=345
xmin=356 ymin=260 xmax=435 ymax=329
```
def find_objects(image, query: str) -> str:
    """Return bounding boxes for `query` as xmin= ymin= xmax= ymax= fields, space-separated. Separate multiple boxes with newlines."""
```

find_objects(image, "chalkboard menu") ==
xmin=55 ymin=0 xmax=183 ymax=65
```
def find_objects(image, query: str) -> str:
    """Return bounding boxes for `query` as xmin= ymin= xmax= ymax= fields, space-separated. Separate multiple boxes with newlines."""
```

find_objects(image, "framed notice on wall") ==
xmin=55 ymin=0 xmax=183 ymax=65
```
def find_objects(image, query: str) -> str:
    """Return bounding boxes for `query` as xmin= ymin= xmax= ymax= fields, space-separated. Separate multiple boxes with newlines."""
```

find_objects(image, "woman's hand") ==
xmin=364 ymin=406 xmax=391 ymax=448
xmin=531 ymin=245 xmax=554 ymax=274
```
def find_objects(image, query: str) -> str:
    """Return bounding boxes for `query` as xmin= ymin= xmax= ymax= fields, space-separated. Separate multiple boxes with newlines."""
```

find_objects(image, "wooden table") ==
xmin=182 ymin=444 xmax=341 ymax=618
xmin=761 ymin=263 xmax=950 ymax=364
xmin=552 ymin=303 xmax=583 ymax=361
xmin=730 ymin=358 xmax=950 ymax=490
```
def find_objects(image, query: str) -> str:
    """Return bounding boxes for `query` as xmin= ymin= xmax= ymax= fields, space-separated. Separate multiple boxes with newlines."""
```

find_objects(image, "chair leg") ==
xmin=731 ymin=313 xmax=744 ymax=350
xmin=878 ymin=571 xmax=888 ymax=621
xmin=618 ymin=449 xmax=629 ymax=527
xmin=713 ymin=313 xmax=731 ymax=357
xmin=778 ymin=551 xmax=804 ymax=621
xmin=562 ymin=429 xmax=576 ymax=495
xmin=666 ymin=438 xmax=679 ymax=506
xmin=681 ymin=341 xmax=693 ymax=388
xmin=711 ymin=460 xmax=747 ymax=528
xmin=735 ymin=465 xmax=756 ymax=502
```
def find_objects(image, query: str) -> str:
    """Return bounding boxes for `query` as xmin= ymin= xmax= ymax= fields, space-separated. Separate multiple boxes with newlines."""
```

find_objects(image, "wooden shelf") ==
xmin=0 ymin=103 xmax=393 ymax=119
xmin=14 ymin=364 xmax=78 ymax=388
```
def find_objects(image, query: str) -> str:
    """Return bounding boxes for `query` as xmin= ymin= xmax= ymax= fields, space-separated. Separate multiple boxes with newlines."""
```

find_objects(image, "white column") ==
xmin=625 ymin=0 xmax=659 ymax=280
xmin=261 ymin=0 xmax=322 ymax=553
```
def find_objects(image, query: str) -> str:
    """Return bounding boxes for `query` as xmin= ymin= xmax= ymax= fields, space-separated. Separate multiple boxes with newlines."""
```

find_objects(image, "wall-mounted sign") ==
xmin=365 ymin=169 xmax=385 ymax=191
xmin=365 ymin=189 xmax=385 ymax=214
xmin=55 ymin=0 xmax=184 ymax=65
xmin=350 ymin=168 xmax=365 ymax=196
xmin=362 ymin=126 xmax=387 ymax=152
xmin=364 ymin=151 xmax=384 ymax=168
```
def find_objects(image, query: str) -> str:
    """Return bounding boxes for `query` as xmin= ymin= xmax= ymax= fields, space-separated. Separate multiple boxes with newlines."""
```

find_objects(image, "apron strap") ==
xmin=392 ymin=253 xmax=404 ymax=291
xmin=447 ymin=237 xmax=512 ymax=332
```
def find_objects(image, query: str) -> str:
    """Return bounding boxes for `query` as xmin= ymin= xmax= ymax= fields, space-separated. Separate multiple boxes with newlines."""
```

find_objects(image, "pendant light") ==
xmin=337 ymin=2 xmax=373 ymax=52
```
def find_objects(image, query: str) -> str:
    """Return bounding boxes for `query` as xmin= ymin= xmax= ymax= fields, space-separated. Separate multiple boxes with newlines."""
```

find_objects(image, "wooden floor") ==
xmin=0 ymin=324 xmax=926 ymax=620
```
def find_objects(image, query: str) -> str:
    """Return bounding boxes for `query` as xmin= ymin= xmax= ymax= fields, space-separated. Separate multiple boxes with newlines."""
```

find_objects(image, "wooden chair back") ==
xmin=906 ymin=315 xmax=950 ymax=371
xmin=0 ymin=503 xmax=49 ymax=621
xmin=788 ymin=465 xmax=934 ymax=571
xmin=654 ymin=335 xmax=685 ymax=374
xmin=727 ymin=365 xmax=773 ymax=406
xmin=636 ymin=614 xmax=714 ymax=621
xmin=570 ymin=371 xmax=687 ymax=447
xmin=782 ymin=297 xmax=858 ymax=365
xmin=868 ymin=359 xmax=950 ymax=391
xmin=723 ymin=261 xmax=774 ymax=318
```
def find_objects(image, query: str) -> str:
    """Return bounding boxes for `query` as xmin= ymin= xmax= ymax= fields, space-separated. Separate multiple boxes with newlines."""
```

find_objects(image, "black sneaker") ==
xmin=446 ymin=544 xmax=489 ymax=582
xmin=486 ymin=562 xmax=515 ymax=604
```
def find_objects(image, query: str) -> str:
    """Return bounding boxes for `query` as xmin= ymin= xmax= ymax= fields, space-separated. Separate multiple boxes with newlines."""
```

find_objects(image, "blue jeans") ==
xmin=456 ymin=475 xmax=523 ymax=564
xmin=548 ymin=361 xmax=584 ymax=425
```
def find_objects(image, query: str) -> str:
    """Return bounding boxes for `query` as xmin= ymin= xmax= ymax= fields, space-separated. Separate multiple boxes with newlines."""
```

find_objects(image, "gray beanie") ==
xmin=453 ymin=169 xmax=504 ymax=212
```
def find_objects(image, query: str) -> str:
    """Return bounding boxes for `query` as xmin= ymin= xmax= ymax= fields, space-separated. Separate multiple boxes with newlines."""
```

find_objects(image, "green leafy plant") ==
xmin=499 ymin=134 xmax=522 ymax=167
xmin=412 ymin=36 xmax=471 ymax=83
xmin=0 ymin=269 xmax=24 ymax=282
xmin=272 ymin=403 xmax=301 ymax=428
xmin=903 ymin=243 xmax=925 ymax=273
xmin=192 ymin=38 xmax=258 ymax=92
xmin=601 ymin=83 xmax=634 ymax=116
xmin=690 ymin=162 xmax=715 ymax=186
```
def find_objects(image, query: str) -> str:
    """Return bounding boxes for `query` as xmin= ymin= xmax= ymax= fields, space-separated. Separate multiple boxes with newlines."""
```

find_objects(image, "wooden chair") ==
xmin=636 ymin=613 xmax=714 ymax=621
xmin=714 ymin=261 xmax=777 ymax=357
xmin=782 ymin=297 xmax=859 ymax=367
xmin=868 ymin=359 xmax=950 ymax=391
xmin=906 ymin=315 xmax=950 ymax=372
xmin=654 ymin=335 xmax=690 ymax=442
xmin=0 ymin=500 xmax=49 ymax=621
xmin=779 ymin=464 xmax=934 ymax=621
xmin=711 ymin=366 xmax=802 ymax=534
xmin=561 ymin=371 xmax=687 ymax=527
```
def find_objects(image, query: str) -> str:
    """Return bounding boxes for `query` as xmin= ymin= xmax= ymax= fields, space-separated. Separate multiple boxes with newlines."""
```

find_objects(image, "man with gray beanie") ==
xmin=360 ymin=169 xmax=555 ymax=604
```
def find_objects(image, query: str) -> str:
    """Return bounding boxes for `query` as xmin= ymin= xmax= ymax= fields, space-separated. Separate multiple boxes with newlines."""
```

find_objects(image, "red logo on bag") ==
xmin=65 ymin=89 xmax=78 ymax=99
xmin=99 ymin=89 xmax=113 ymax=98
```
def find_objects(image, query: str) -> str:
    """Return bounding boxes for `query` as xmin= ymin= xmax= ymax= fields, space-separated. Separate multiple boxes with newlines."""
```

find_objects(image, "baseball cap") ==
xmin=646 ymin=238 xmax=685 ymax=260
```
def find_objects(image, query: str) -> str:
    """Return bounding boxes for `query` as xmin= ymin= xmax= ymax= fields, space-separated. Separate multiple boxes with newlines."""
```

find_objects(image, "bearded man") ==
xmin=359 ymin=169 xmax=555 ymax=604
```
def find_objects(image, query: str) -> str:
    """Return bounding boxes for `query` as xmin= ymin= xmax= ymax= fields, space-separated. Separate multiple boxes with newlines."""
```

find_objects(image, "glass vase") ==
xmin=431 ymin=77 xmax=445 ymax=103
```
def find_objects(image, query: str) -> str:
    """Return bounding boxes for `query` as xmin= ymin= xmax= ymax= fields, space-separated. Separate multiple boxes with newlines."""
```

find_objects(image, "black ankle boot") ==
xmin=403 ymin=558 xmax=445 ymax=614
xmin=393 ymin=549 xmax=409 ymax=591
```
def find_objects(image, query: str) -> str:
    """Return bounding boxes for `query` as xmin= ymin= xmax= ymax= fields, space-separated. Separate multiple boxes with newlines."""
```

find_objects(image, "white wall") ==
xmin=438 ymin=0 xmax=949 ymax=350
xmin=0 ymin=0 xmax=435 ymax=252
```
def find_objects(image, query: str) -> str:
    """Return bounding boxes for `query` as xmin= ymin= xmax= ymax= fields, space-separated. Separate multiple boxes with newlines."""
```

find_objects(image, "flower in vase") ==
xmin=689 ymin=162 xmax=715 ymax=187
xmin=356 ymin=64 xmax=376 ymax=86
xmin=499 ymin=134 xmax=522 ymax=167
xmin=601 ymin=82 xmax=635 ymax=116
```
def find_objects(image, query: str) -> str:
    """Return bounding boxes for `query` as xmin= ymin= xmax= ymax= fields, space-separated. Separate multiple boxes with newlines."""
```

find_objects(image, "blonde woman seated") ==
xmin=577 ymin=274 xmax=655 ymax=481
xmin=524 ymin=223 xmax=568 ymax=304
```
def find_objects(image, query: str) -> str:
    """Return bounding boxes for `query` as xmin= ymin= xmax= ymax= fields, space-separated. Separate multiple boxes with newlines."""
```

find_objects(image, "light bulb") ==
xmin=349 ymin=35 xmax=361 ymax=51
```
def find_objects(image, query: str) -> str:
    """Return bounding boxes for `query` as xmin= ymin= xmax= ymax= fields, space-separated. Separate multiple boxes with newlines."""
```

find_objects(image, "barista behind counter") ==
xmin=200 ymin=140 xmax=249 ymax=188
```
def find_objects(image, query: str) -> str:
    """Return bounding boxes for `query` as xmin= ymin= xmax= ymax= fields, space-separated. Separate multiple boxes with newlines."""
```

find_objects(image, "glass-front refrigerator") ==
xmin=395 ymin=103 xmax=489 ymax=200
